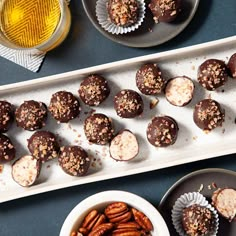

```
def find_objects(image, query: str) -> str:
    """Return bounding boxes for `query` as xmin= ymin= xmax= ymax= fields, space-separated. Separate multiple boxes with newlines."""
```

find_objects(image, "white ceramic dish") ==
xmin=0 ymin=36 xmax=236 ymax=203
xmin=59 ymin=190 xmax=170 ymax=236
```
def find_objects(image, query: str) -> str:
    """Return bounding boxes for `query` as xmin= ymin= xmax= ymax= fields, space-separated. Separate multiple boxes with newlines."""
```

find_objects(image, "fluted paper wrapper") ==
xmin=96 ymin=0 xmax=145 ymax=35
xmin=171 ymin=192 xmax=219 ymax=236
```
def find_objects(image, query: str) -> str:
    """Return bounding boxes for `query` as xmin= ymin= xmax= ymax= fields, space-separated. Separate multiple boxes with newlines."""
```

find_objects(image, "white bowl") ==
xmin=60 ymin=190 xmax=170 ymax=236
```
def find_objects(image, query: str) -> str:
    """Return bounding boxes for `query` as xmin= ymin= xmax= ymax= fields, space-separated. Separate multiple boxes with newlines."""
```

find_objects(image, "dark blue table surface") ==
xmin=0 ymin=1 xmax=236 ymax=235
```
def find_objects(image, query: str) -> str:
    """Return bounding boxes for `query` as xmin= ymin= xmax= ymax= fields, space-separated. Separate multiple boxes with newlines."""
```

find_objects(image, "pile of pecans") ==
xmin=71 ymin=202 xmax=153 ymax=236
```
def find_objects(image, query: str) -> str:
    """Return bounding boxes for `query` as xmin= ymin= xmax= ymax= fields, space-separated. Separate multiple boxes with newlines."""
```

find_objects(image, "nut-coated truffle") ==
xmin=182 ymin=204 xmax=214 ymax=236
xmin=197 ymin=59 xmax=228 ymax=91
xmin=227 ymin=53 xmax=236 ymax=78
xmin=0 ymin=101 xmax=14 ymax=133
xmin=49 ymin=91 xmax=81 ymax=123
xmin=146 ymin=115 xmax=178 ymax=147
xmin=193 ymin=99 xmax=225 ymax=132
xmin=27 ymin=131 xmax=59 ymax=162
xmin=78 ymin=75 xmax=110 ymax=106
xmin=59 ymin=146 xmax=91 ymax=176
xmin=136 ymin=63 xmax=165 ymax=95
xmin=15 ymin=100 xmax=47 ymax=131
xmin=149 ymin=0 xmax=181 ymax=23
xmin=0 ymin=134 xmax=15 ymax=164
xmin=107 ymin=0 xmax=139 ymax=26
xmin=114 ymin=89 xmax=144 ymax=118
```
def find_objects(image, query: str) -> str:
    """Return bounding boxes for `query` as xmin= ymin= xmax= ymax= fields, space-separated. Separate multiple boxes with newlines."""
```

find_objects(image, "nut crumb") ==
xmin=149 ymin=98 xmax=159 ymax=109
xmin=191 ymin=65 xmax=196 ymax=70
xmin=212 ymin=182 xmax=217 ymax=189
xmin=192 ymin=136 xmax=198 ymax=140
xmin=0 ymin=165 xmax=3 ymax=174
xmin=198 ymin=184 xmax=204 ymax=192
xmin=148 ymin=28 xmax=153 ymax=32
xmin=208 ymin=184 xmax=212 ymax=190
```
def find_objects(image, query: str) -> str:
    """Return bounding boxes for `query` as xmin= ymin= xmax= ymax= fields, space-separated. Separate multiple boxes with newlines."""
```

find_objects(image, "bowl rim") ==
xmin=59 ymin=190 xmax=170 ymax=236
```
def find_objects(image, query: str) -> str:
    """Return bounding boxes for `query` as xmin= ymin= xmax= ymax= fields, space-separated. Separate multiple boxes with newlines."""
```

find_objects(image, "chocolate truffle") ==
xmin=59 ymin=146 xmax=91 ymax=176
xmin=49 ymin=91 xmax=81 ymax=123
xmin=182 ymin=204 xmax=214 ymax=236
xmin=227 ymin=53 xmax=236 ymax=78
xmin=27 ymin=131 xmax=59 ymax=162
xmin=0 ymin=101 xmax=14 ymax=133
xmin=114 ymin=89 xmax=144 ymax=118
xmin=78 ymin=75 xmax=110 ymax=106
xmin=0 ymin=134 xmax=15 ymax=164
xmin=197 ymin=59 xmax=228 ymax=91
xmin=15 ymin=100 xmax=47 ymax=131
xmin=146 ymin=115 xmax=178 ymax=147
xmin=193 ymin=99 xmax=225 ymax=132
xmin=84 ymin=113 xmax=114 ymax=145
xmin=107 ymin=0 xmax=139 ymax=27
xmin=136 ymin=63 xmax=165 ymax=95
xmin=149 ymin=0 xmax=181 ymax=23
xmin=165 ymin=76 xmax=195 ymax=107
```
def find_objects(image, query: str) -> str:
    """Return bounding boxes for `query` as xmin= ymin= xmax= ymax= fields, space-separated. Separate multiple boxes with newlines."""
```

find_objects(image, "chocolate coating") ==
xmin=0 ymin=101 xmax=14 ymax=133
xmin=198 ymin=59 xmax=228 ymax=91
xmin=147 ymin=116 xmax=178 ymax=147
xmin=59 ymin=146 xmax=91 ymax=176
xmin=107 ymin=0 xmax=139 ymax=26
xmin=114 ymin=89 xmax=144 ymax=118
xmin=15 ymin=100 xmax=47 ymax=131
xmin=227 ymin=53 xmax=236 ymax=78
xmin=182 ymin=204 xmax=214 ymax=236
xmin=49 ymin=91 xmax=81 ymax=123
xmin=136 ymin=63 xmax=165 ymax=95
xmin=78 ymin=75 xmax=110 ymax=106
xmin=84 ymin=113 xmax=114 ymax=145
xmin=193 ymin=99 xmax=225 ymax=132
xmin=27 ymin=131 xmax=59 ymax=162
xmin=149 ymin=0 xmax=181 ymax=23
xmin=0 ymin=134 xmax=15 ymax=164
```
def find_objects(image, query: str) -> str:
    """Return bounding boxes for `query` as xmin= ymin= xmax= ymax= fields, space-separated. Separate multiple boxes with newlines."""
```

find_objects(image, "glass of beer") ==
xmin=0 ymin=0 xmax=71 ymax=52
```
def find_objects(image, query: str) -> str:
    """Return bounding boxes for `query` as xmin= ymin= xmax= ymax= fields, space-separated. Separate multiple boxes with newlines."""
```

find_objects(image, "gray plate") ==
xmin=81 ymin=0 xmax=200 ymax=48
xmin=159 ymin=168 xmax=236 ymax=236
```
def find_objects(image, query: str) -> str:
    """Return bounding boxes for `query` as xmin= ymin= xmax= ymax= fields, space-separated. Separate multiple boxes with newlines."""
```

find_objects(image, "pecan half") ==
xmin=88 ymin=223 xmax=113 ymax=236
xmin=131 ymin=208 xmax=153 ymax=231
xmin=116 ymin=222 xmax=141 ymax=230
xmin=105 ymin=202 xmax=129 ymax=218
xmin=82 ymin=210 xmax=99 ymax=229
xmin=109 ymin=211 xmax=132 ymax=223
xmin=92 ymin=214 xmax=106 ymax=229
xmin=78 ymin=227 xmax=89 ymax=235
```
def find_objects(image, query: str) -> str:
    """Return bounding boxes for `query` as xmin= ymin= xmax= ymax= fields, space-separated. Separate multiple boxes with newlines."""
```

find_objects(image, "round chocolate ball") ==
xmin=84 ymin=113 xmax=114 ymax=145
xmin=27 ymin=131 xmax=59 ymax=162
xmin=227 ymin=53 xmax=236 ymax=78
xmin=59 ymin=146 xmax=91 ymax=176
xmin=182 ymin=204 xmax=214 ymax=236
xmin=193 ymin=99 xmax=225 ymax=132
xmin=0 ymin=134 xmax=15 ymax=164
xmin=114 ymin=89 xmax=144 ymax=118
xmin=49 ymin=91 xmax=81 ymax=123
xmin=197 ymin=59 xmax=228 ymax=91
xmin=146 ymin=115 xmax=178 ymax=147
xmin=0 ymin=101 xmax=14 ymax=133
xmin=78 ymin=75 xmax=110 ymax=106
xmin=107 ymin=0 xmax=139 ymax=27
xmin=15 ymin=100 xmax=47 ymax=131
xmin=149 ymin=0 xmax=181 ymax=23
xmin=136 ymin=63 xmax=165 ymax=95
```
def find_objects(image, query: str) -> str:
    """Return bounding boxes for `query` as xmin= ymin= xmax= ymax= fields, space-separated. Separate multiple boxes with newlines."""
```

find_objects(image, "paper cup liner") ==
xmin=171 ymin=192 xmax=219 ymax=236
xmin=96 ymin=0 xmax=146 ymax=35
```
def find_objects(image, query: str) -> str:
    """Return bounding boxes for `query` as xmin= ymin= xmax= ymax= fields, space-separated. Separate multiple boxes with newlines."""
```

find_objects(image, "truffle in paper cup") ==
xmin=96 ymin=0 xmax=145 ymax=35
xmin=172 ymin=192 xmax=219 ymax=236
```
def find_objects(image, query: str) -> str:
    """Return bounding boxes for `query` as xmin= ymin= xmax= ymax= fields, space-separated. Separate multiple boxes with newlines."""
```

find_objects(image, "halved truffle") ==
xmin=0 ymin=134 xmax=15 ymax=164
xmin=193 ymin=99 xmax=225 ymax=132
xmin=227 ymin=53 xmax=236 ymax=78
xmin=12 ymin=155 xmax=41 ymax=187
xmin=136 ymin=63 xmax=165 ymax=95
xmin=165 ymin=76 xmax=194 ymax=107
xmin=110 ymin=129 xmax=139 ymax=161
xmin=58 ymin=146 xmax=91 ymax=176
xmin=84 ymin=113 xmax=114 ymax=145
xmin=27 ymin=131 xmax=59 ymax=162
xmin=15 ymin=100 xmax=47 ymax=131
xmin=146 ymin=115 xmax=178 ymax=147
xmin=114 ymin=89 xmax=144 ymax=118
xmin=0 ymin=100 xmax=14 ymax=133
xmin=107 ymin=0 xmax=139 ymax=27
xmin=49 ymin=91 xmax=81 ymax=123
xmin=78 ymin=75 xmax=110 ymax=106
xmin=197 ymin=59 xmax=228 ymax=90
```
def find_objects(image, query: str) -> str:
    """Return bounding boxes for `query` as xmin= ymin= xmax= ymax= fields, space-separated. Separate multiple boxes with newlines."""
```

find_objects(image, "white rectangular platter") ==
xmin=1 ymin=36 xmax=236 ymax=203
